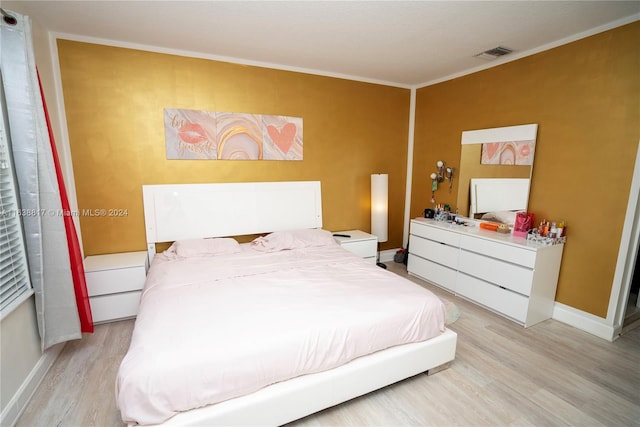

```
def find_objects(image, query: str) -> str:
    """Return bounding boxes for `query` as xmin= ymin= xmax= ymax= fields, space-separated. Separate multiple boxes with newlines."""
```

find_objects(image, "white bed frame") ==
xmin=139 ymin=181 xmax=457 ymax=426
xmin=142 ymin=181 xmax=323 ymax=263
xmin=469 ymin=178 xmax=530 ymax=217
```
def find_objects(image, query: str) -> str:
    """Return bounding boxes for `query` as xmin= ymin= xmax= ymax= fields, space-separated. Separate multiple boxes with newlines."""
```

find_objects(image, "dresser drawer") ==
xmin=457 ymin=273 xmax=528 ymax=323
xmin=459 ymin=250 xmax=534 ymax=296
xmin=460 ymin=235 xmax=536 ymax=268
xmin=411 ymin=221 xmax=460 ymax=247
xmin=407 ymin=254 xmax=457 ymax=293
xmin=410 ymin=235 xmax=459 ymax=269
xmin=90 ymin=291 xmax=141 ymax=323
xmin=86 ymin=266 xmax=146 ymax=297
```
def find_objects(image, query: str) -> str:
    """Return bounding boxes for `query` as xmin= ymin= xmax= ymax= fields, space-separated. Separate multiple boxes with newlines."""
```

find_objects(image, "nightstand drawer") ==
xmin=90 ymin=291 xmax=142 ymax=323
xmin=333 ymin=230 xmax=377 ymax=260
xmin=342 ymin=239 xmax=377 ymax=258
xmin=86 ymin=266 xmax=146 ymax=296
xmin=84 ymin=251 xmax=148 ymax=324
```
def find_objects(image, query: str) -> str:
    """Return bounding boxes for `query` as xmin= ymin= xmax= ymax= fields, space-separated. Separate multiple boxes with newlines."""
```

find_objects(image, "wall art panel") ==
xmin=164 ymin=108 xmax=303 ymax=160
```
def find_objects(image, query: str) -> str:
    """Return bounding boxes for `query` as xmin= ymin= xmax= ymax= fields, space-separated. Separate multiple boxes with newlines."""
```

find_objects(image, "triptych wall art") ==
xmin=164 ymin=108 xmax=303 ymax=160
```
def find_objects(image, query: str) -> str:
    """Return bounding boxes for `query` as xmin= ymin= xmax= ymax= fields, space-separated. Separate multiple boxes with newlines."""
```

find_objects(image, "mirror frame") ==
xmin=456 ymin=124 xmax=538 ymax=217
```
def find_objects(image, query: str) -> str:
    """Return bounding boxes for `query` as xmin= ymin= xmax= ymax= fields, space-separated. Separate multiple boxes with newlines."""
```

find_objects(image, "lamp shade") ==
xmin=371 ymin=174 xmax=388 ymax=243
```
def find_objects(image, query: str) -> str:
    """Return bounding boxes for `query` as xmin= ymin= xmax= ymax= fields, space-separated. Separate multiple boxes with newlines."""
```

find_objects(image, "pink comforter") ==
xmin=116 ymin=244 xmax=445 ymax=425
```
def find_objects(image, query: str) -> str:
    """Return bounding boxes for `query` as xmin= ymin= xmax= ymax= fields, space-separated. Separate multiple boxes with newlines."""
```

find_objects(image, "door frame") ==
xmin=609 ymin=140 xmax=640 ymax=336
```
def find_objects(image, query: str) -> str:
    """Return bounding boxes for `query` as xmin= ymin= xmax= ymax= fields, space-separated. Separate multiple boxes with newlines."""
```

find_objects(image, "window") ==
xmin=0 ymin=79 xmax=32 ymax=318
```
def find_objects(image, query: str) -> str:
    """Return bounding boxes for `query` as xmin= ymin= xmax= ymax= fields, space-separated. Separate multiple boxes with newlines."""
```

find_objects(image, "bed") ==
xmin=116 ymin=181 xmax=457 ymax=426
xmin=469 ymin=178 xmax=530 ymax=225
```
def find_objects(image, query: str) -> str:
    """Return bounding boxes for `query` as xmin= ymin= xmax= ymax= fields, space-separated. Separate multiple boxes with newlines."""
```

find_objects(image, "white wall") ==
xmin=0 ymin=299 xmax=41 ymax=416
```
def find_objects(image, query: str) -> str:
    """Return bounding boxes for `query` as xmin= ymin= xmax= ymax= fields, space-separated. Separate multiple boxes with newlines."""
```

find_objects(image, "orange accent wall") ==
xmin=411 ymin=22 xmax=640 ymax=318
xmin=57 ymin=41 xmax=410 ymax=256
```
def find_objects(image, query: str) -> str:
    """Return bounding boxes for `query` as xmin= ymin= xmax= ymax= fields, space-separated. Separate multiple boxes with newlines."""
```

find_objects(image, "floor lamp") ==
xmin=371 ymin=174 xmax=388 ymax=269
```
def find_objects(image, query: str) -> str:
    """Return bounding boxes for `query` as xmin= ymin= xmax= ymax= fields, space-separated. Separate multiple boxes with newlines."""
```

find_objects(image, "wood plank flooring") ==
xmin=16 ymin=263 xmax=640 ymax=426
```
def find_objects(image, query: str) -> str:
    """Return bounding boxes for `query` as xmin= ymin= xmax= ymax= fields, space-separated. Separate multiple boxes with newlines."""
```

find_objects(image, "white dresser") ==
xmin=333 ymin=230 xmax=377 ymax=264
xmin=407 ymin=218 xmax=563 ymax=327
xmin=84 ymin=251 xmax=149 ymax=324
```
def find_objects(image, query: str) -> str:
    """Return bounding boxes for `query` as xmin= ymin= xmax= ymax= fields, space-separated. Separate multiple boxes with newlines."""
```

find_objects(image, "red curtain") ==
xmin=38 ymin=73 xmax=93 ymax=333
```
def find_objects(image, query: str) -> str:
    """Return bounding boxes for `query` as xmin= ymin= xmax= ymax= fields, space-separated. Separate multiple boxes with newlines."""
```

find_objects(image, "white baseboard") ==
xmin=552 ymin=302 xmax=618 ymax=342
xmin=0 ymin=342 xmax=65 ymax=427
xmin=380 ymin=248 xmax=401 ymax=263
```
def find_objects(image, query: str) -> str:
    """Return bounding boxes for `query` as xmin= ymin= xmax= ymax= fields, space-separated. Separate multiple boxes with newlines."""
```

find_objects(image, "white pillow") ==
xmin=251 ymin=229 xmax=336 ymax=252
xmin=164 ymin=237 xmax=241 ymax=258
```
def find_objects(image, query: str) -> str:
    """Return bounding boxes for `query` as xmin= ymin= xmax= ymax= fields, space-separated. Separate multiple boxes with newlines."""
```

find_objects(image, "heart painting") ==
xmin=267 ymin=123 xmax=297 ymax=154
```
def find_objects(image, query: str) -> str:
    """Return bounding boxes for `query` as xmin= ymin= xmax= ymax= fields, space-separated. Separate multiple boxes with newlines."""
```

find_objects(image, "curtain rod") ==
xmin=1 ymin=8 xmax=17 ymax=26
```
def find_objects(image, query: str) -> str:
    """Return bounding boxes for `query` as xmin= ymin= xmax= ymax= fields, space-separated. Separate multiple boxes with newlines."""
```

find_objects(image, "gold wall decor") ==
xmin=57 ymin=40 xmax=410 ymax=256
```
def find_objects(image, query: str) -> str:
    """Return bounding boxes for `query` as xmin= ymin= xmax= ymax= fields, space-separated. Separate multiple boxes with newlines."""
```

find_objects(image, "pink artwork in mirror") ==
xmin=481 ymin=140 xmax=534 ymax=165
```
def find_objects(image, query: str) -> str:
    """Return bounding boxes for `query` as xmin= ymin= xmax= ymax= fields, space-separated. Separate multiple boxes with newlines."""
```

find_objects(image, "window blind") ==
xmin=0 ymin=92 xmax=31 ymax=315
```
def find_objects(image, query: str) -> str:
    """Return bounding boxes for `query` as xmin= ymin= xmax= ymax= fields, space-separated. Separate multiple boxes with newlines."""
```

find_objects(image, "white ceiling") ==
xmin=4 ymin=1 xmax=640 ymax=87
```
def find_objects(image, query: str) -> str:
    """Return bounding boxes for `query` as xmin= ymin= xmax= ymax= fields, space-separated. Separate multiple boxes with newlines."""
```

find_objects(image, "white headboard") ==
xmin=143 ymin=181 xmax=322 ymax=261
xmin=469 ymin=178 xmax=530 ymax=217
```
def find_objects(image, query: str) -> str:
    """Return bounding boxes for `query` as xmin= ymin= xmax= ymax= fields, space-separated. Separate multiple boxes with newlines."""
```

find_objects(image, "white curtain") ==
xmin=1 ymin=10 xmax=81 ymax=349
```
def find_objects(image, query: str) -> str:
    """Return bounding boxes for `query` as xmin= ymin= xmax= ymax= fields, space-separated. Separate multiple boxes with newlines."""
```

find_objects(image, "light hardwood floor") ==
xmin=16 ymin=263 xmax=640 ymax=427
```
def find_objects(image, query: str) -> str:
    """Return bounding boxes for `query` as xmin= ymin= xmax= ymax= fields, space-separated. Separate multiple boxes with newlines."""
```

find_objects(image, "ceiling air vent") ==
xmin=474 ymin=46 xmax=513 ymax=60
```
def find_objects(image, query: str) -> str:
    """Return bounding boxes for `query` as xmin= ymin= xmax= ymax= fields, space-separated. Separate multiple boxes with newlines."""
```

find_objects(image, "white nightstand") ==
xmin=333 ymin=230 xmax=378 ymax=264
xmin=84 ymin=251 xmax=149 ymax=324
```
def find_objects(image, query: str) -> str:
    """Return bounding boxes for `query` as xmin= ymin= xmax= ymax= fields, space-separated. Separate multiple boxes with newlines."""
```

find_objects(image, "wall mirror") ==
xmin=456 ymin=124 xmax=538 ymax=218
